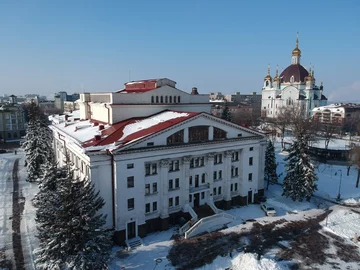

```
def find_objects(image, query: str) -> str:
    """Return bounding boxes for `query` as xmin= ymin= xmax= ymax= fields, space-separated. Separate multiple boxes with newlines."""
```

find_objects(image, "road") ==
xmin=0 ymin=151 xmax=38 ymax=270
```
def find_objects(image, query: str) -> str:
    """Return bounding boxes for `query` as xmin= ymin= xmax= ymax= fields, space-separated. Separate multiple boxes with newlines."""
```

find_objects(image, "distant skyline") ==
xmin=0 ymin=0 xmax=359 ymax=102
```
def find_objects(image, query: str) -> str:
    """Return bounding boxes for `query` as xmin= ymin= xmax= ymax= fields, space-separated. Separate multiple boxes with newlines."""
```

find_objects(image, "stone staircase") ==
xmin=125 ymin=236 xmax=143 ymax=250
xmin=194 ymin=204 xmax=215 ymax=219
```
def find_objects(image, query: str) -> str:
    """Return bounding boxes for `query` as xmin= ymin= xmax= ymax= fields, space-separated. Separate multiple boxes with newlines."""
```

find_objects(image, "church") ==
xmin=261 ymin=37 xmax=327 ymax=119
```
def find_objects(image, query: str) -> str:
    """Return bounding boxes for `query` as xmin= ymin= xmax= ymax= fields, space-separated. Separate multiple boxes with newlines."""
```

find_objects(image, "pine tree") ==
xmin=265 ymin=140 xmax=278 ymax=190
xmin=221 ymin=105 xmax=232 ymax=122
xmin=22 ymin=102 xmax=54 ymax=182
xmin=35 ymin=167 xmax=112 ymax=269
xmin=282 ymin=135 xmax=318 ymax=201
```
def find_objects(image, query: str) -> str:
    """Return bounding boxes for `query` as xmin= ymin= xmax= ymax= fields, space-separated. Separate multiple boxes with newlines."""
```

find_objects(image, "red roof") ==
xmin=116 ymin=88 xmax=157 ymax=93
xmin=82 ymin=110 xmax=199 ymax=149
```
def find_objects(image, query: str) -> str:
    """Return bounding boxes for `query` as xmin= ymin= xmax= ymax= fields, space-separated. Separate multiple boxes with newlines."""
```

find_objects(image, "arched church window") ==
xmin=165 ymin=96 xmax=168 ymax=103
xmin=290 ymin=76 xmax=295 ymax=83
xmin=156 ymin=96 xmax=159 ymax=103
xmin=266 ymin=81 xmax=269 ymax=87
xmin=169 ymin=96 xmax=172 ymax=103
xmin=174 ymin=96 xmax=177 ymax=103
xmin=151 ymin=96 xmax=154 ymax=103
xmin=213 ymin=127 xmax=227 ymax=140
xmin=167 ymin=129 xmax=184 ymax=145
xmin=189 ymin=126 xmax=209 ymax=143
xmin=160 ymin=96 xmax=163 ymax=103
xmin=178 ymin=96 xmax=181 ymax=103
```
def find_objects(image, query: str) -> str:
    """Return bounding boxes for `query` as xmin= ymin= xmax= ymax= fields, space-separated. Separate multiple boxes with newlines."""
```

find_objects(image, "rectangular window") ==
xmin=201 ymin=192 xmax=205 ymax=199
xmin=248 ymin=173 xmax=253 ymax=181
xmin=235 ymin=167 xmax=238 ymax=176
xmin=145 ymin=164 xmax=150 ymax=175
xmin=174 ymin=160 xmax=180 ymax=171
xmin=213 ymin=187 xmax=217 ymax=195
xmin=169 ymin=198 xmax=173 ymax=207
xmin=189 ymin=176 xmax=193 ymax=186
xmin=218 ymin=154 xmax=222 ymax=164
xmin=249 ymin=157 xmax=253 ymax=166
xmin=235 ymin=183 xmax=238 ymax=191
xmin=238 ymin=134 xmax=242 ymax=137
xmin=127 ymin=176 xmax=134 ymax=188
xmin=127 ymin=163 xmax=134 ymax=169
xmin=151 ymin=164 xmax=157 ymax=174
xmin=153 ymin=201 xmax=157 ymax=211
xmin=169 ymin=179 xmax=173 ymax=190
xmin=213 ymin=171 xmax=217 ymax=180
xmin=175 ymin=178 xmax=179 ymax=188
xmin=230 ymin=184 xmax=233 ymax=192
xmin=175 ymin=196 xmax=179 ymax=206
xmin=169 ymin=160 xmax=174 ymax=172
xmin=219 ymin=170 xmax=222 ymax=179
xmin=189 ymin=195 xmax=192 ymax=203
xmin=128 ymin=198 xmax=134 ymax=210
xmin=147 ymin=142 xmax=154 ymax=146
xmin=250 ymin=147 xmax=254 ymax=151
xmin=200 ymin=157 xmax=205 ymax=166
xmin=153 ymin=182 xmax=158 ymax=193
xmin=201 ymin=173 xmax=205 ymax=183
xmin=145 ymin=184 xmax=150 ymax=194
xmin=195 ymin=158 xmax=199 ymax=167
xmin=195 ymin=175 xmax=199 ymax=183
xmin=145 ymin=203 xmax=150 ymax=213
xmin=218 ymin=187 xmax=222 ymax=194
xmin=190 ymin=158 xmax=194 ymax=168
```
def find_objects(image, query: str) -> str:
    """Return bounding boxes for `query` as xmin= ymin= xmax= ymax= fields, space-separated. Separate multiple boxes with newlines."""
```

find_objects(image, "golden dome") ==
xmin=292 ymin=36 xmax=301 ymax=56
xmin=264 ymin=64 xmax=272 ymax=81
xmin=273 ymin=65 xmax=280 ymax=82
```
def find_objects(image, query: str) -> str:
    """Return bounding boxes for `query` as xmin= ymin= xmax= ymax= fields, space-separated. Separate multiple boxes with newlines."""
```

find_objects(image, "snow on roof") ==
xmin=49 ymin=110 xmax=81 ymax=124
xmin=52 ymin=110 xmax=199 ymax=152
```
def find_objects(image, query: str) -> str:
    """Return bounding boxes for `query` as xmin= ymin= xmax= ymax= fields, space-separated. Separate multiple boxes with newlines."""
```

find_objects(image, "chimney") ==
xmin=65 ymin=115 xmax=69 ymax=121
xmin=94 ymin=135 xmax=101 ymax=141
xmin=191 ymin=87 xmax=199 ymax=95
xmin=99 ymin=125 xmax=105 ymax=130
xmin=93 ymin=122 xmax=99 ymax=126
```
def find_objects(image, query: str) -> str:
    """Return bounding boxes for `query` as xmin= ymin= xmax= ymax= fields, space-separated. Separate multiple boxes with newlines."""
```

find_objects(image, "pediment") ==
xmin=117 ymin=112 xmax=264 ymax=152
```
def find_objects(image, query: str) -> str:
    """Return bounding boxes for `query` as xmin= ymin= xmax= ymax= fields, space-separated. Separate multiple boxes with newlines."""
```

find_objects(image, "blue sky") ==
xmin=0 ymin=0 xmax=359 ymax=101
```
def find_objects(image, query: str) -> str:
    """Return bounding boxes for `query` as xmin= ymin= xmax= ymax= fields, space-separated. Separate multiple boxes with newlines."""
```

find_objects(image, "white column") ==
xmin=206 ymin=153 xmax=215 ymax=202
xmin=184 ymin=128 xmax=189 ymax=143
xmin=209 ymin=126 xmax=214 ymax=141
xmin=181 ymin=156 xmax=191 ymax=206
xmin=160 ymin=159 xmax=169 ymax=219
xmin=224 ymin=151 xmax=233 ymax=202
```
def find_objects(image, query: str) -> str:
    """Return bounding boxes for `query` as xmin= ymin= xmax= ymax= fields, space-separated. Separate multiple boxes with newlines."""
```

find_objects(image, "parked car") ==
xmin=260 ymin=204 xmax=276 ymax=216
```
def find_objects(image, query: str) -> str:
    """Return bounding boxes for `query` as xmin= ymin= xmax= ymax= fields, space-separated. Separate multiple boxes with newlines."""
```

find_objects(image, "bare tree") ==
xmin=350 ymin=145 xmax=360 ymax=188
xmin=320 ymin=124 xmax=338 ymax=149
xmin=267 ymin=106 xmax=292 ymax=149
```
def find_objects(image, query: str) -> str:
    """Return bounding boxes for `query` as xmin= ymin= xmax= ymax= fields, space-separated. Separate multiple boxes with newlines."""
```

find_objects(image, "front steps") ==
xmin=125 ymin=236 xmax=143 ymax=250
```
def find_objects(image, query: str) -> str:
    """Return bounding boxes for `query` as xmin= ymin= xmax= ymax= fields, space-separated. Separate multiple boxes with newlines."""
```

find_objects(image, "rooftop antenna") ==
xmin=129 ymin=70 xmax=131 ymax=82
xmin=81 ymin=83 xmax=84 ymax=93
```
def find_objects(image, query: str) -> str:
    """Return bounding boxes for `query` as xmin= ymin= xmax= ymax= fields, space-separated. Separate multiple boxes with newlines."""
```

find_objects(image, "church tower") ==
xmin=263 ymin=65 xmax=272 ymax=89
xmin=291 ymin=34 xmax=301 ymax=65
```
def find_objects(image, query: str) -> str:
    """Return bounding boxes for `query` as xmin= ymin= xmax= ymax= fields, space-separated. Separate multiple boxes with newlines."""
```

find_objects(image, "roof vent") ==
xmin=94 ymin=135 xmax=101 ymax=141
xmin=99 ymin=125 xmax=105 ymax=130
xmin=93 ymin=122 xmax=99 ymax=126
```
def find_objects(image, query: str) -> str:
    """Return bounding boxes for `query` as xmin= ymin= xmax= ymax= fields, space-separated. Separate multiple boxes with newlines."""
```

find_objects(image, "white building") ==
xmin=50 ymin=78 xmax=266 ymax=244
xmin=261 ymin=37 xmax=327 ymax=119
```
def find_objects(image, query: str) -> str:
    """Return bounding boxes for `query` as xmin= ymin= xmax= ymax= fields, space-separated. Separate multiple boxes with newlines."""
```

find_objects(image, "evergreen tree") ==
xmin=265 ymin=140 xmax=278 ymax=190
xmin=221 ymin=105 xmax=232 ymax=122
xmin=22 ymin=102 xmax=54 ymax=182
xmin=282 ymin=135 xmax=318 ymax=201
xmin=35 ymin=167 xmax=112 ymax=269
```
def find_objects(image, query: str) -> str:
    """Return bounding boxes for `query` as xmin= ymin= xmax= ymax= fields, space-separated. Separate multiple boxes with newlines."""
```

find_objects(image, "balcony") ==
xmin=189 ymin=183 xmax=210 ymax=194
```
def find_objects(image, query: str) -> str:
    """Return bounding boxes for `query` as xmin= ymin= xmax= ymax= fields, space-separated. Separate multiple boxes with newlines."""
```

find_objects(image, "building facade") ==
xmin=50 ymin=78 xmax=266 ymax=244
xmin=0 ymin=95 xmax=26 ymax=143
xmin=312 ymin=103 xmax=360 ymax=127
xmin=261 ymin=37 xmax=327 ymax=119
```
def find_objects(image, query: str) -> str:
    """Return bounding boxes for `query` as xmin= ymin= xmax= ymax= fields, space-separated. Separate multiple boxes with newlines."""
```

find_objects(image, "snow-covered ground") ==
xmin=1 ymin=137 xmax=360 ymax=270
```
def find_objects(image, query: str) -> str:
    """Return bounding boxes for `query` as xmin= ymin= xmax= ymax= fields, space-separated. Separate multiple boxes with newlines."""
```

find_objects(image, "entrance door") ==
xmin=248 ymin=191 xmax=253 ymax=204
xmin=127 ymin=221 xmax=136 ymax=239
xmin=194 ymin=193 xmax=200 ymax=208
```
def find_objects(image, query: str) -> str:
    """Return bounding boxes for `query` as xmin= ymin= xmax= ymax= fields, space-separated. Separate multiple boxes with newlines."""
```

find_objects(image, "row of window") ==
xmin=151 ymin=95 xmax=181 ymax=104
xmin=189 ymin=174 xmax=206 ymax=186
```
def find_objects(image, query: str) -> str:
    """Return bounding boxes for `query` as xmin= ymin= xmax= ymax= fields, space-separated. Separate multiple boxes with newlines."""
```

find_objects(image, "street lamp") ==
xmin=335 ymin=170 xmax=342 ymax=201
